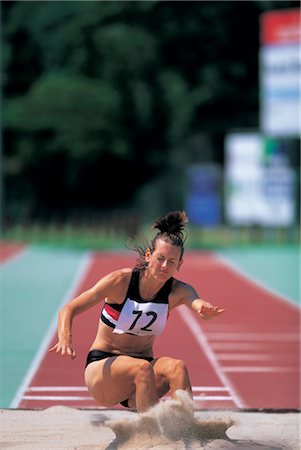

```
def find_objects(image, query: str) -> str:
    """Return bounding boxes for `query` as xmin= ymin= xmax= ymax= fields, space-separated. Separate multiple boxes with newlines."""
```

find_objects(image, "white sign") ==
xmin=259 ymin=9 xmax=300 ymax=137
xmin=225 ymin=133 xmax=264 ymax=226
xmin=224 ymin=133 xmax=296 ymax=227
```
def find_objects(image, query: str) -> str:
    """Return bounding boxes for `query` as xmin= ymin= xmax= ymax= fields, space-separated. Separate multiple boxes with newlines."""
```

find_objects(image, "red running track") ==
xmin=0 ymin=242 xmax=25 ymax=263
xmin=18 ymin=251 xmax=300 ymax=410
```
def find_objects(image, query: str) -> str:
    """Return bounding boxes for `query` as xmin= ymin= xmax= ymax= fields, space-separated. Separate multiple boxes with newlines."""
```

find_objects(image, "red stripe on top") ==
xmin=104 ymin=304 xmax=120 ymax=321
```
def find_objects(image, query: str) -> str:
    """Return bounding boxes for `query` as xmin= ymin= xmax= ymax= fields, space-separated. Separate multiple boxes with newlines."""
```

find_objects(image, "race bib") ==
xmin=113 ymin=298 xmax=168 ymax=336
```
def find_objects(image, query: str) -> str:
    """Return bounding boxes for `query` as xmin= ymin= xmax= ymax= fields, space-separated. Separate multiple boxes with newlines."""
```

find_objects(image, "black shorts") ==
xmin=85 ymin=349 xmax=154 ymax=368
xmin=85 ymin=349 xmax=154 ymax=408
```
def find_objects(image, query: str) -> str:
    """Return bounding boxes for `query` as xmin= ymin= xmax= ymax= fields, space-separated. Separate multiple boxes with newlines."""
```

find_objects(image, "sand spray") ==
xmin=105 ymin=389 xmax=234 ymax=449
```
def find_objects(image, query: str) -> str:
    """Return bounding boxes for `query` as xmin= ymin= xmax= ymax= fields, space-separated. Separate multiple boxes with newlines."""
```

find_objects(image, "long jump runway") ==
xmin=2 ymin=246 xmax=300 ymax=411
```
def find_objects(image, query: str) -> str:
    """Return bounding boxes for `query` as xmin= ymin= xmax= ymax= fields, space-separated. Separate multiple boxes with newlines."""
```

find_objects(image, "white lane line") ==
xmin=177 ymin=306 xmax=246 ymax=408
xmin=205 ymin=333 xmax=300 ymax=341
xmin=222 ymin=366 xmax=299 ymax=373
xmin=210 ymin=342 xmax=269 ymax=350
xmin=216 ymin=353 xmax=273 ymax=361
xmin=193 ymin=396 xmax=233 ymax=401
xmin=22 ymin=396 xmax=93 ymax=401
xmin=23 ymin=385 xmax=233 ymax=403
xmin=26 ymin=385 xmax=229 ymax=393
xmin=10 ymin=251 xmax=92 ymax=408
xmin=192 ymin=386 xmax=230 ymax=392
xmin=23 ymin=394 xmax=233 ymax=403
xmin=27 ymin=386 xmax=88 ymax=392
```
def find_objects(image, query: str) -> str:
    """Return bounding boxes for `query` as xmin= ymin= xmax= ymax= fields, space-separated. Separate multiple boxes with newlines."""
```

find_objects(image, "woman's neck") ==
xmin=139 ymin=270 xmax=165 ymax=301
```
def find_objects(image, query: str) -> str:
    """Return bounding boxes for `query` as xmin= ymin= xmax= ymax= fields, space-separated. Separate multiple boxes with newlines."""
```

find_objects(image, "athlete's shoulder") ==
xmin=93 ymin=268 xmax=133 ymax=303
xmin=172 ymin=278 xmax=193 ymax=292
xmin=104 ymin=267 xmax=133 ymax=285
xmin=169 ymin=278 xmax=198 ymax=309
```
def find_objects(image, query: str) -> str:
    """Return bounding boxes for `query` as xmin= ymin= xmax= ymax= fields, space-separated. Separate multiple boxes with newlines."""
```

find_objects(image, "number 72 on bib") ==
xmin=113 ymin=299 xmax=169 ymax=336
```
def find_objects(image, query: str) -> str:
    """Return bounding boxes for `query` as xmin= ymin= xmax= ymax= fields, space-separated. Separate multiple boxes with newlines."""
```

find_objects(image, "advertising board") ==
xmin=259 ymin=9 xmax=300 ymax=137
xmin=224 ymin=133 xmax=296 ymax=227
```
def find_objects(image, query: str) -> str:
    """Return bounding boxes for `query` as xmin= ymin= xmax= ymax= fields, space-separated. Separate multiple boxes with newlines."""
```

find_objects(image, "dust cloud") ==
xmin=104 ymin=390 xmax=234 ymax=449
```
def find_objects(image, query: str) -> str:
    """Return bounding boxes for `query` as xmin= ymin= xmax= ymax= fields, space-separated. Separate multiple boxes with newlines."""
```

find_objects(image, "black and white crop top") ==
xmin=100 ymin=269 xmax=173 ymax=336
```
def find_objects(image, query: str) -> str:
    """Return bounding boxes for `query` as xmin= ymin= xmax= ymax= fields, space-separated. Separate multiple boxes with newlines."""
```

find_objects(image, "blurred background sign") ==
xmin=224 ymin=133 xmax=264 ymax=227
xmin=261 ymin=137 xmax=297 ymax=226
xmin=259 ymin=8 xmax=301 ymax=137
xmin=224 ymin=132 xmax=296 ymax=227
xmin=185 ymin=164 xmax=222 ymax=227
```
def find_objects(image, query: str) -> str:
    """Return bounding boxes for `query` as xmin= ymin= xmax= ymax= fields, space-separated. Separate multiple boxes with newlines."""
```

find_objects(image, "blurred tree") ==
xmin=2 ymin=0 xmax=299 ymax=221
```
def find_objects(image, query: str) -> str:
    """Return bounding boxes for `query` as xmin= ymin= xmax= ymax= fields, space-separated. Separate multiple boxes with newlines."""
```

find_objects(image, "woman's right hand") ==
xmin=49 ymin=336 xmax=76 ymax=359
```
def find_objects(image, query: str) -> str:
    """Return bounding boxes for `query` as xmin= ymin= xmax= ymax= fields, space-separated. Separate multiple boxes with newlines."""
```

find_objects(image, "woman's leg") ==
xmin=152 ymin=356 xmax=192 ymax=399
xmin=84 ymin=355 xmax=159 ymax=412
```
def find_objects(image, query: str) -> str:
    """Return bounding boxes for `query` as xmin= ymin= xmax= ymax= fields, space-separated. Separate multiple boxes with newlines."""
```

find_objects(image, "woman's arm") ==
xmin=175 ymin=282 xmax=225 ymax=320
xmin=49 ymin=269 xmax=130 ymax=358
xmin=49 ymin=288 xmax=100 ymax=359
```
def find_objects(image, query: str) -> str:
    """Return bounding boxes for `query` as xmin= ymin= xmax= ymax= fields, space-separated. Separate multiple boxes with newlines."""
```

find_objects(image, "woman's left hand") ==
xmin=197 ymin=302 xmax=225 ymax=320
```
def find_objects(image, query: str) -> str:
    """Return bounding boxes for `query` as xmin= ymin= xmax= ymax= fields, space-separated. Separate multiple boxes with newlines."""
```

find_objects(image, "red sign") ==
xmin=260 ymin=9 xmax=300 ymax=45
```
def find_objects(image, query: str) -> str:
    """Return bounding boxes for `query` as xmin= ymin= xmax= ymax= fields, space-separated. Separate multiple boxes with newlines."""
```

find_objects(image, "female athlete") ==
xmin=50 ymin=211 xmax=224 ymax=412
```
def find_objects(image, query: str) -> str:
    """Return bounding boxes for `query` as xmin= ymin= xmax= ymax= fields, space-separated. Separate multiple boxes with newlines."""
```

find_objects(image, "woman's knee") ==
xmin=134 ymin=360 xmax=155 ymax=386
xmin=171 ymin=358 xmax=188 ymax=376
xmin=158 ymin=357 xmax=188 ymax=379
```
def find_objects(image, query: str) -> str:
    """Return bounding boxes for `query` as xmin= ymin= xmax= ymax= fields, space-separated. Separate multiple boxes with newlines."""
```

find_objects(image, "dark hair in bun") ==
xmin=152 ymin=210 xmax=188 ymax=239
xmin=131 ymin=211 xmax=188 ymax=270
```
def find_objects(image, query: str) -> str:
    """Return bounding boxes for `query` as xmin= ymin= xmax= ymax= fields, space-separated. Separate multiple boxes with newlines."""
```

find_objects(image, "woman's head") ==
xmin=149 ymin=210 xmax=188 ymax=258
xmin=133 ymin=211 xmax=188 ymax=270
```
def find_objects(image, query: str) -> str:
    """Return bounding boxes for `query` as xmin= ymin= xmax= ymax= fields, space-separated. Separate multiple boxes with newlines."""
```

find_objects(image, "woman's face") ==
xmin=145 ymin=238 xmax=183 ymax=280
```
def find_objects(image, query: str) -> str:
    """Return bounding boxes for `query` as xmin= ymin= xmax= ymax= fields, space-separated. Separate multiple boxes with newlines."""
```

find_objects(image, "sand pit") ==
xmin=1 ymin=391 xmax=300 ymax=449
